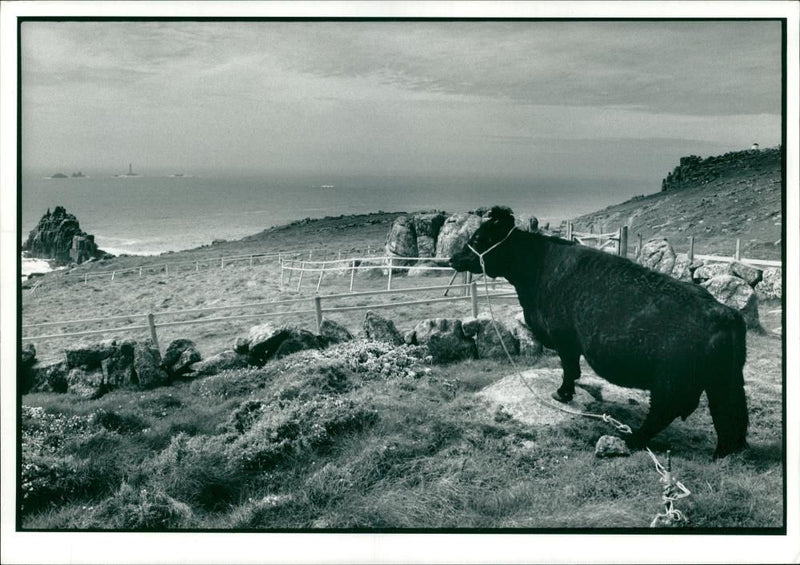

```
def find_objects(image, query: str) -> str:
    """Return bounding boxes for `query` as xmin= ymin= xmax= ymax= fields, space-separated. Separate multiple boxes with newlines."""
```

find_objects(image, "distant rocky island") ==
xmin=49 ymin=171 xmax=87 ymax=179
xmin=22 ymin=206 xmax=112 ymax=265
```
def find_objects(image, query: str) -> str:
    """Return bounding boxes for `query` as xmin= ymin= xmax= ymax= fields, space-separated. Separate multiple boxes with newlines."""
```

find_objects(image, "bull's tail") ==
xmin=705 ymin=313 xmax=749 ymax=458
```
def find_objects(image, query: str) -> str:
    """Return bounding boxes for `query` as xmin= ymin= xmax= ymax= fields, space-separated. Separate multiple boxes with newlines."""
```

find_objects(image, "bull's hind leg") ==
xmin=552 ymin=349 xmax=580 ymax=402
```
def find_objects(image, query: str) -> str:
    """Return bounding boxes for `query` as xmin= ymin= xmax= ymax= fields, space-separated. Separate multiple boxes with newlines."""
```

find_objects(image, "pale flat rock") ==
xmin=477 ymin=368 xmax=649 ymax=427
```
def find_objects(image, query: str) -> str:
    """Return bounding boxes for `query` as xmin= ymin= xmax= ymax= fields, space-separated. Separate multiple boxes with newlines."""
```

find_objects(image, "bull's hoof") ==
xmin=551 ymin=390 xmax=573 ymax=403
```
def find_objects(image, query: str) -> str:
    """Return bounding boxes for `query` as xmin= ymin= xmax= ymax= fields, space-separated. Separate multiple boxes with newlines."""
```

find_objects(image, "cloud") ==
xmin=19 ymin=20 xmax=782 ymax=176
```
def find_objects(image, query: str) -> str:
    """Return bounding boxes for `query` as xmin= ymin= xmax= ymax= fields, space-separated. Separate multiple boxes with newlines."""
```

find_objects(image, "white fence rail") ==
xmin=22 ymin=280 xmax=518 ymax=352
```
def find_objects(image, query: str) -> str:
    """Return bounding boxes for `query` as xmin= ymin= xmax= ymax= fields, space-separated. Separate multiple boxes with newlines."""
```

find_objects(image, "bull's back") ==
xmin=529 ymin=243 xmax=744 ymax=387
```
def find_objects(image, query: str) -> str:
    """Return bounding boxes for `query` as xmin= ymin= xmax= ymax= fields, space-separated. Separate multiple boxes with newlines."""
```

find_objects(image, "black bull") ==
xmin=449 ymin=206 xmax=748 ymax=458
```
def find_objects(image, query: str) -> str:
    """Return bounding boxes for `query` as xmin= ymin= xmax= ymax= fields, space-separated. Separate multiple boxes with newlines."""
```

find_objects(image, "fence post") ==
xmin=316 ymin=263 xmax=326 ymax=293
xmin=195 ymin=261 xmax=199 ymax=272
xmin=619 ymin=226 xmax=628 ymax=258
xmin=139 ymin=267 xmax=143 ymax=277
xmin=287 ymin=259 xmax=294 ymax=285
xmin=566 ymin=222 xmax=573 ymax=241
xmin=111 ymin=271 xmax=116 ymax=281
xmin=314 ymin=294 xmax=323 ymax=332
xmin=221 ymin=257 xmax=224 ymax=270
xmin=296 ymin=261 xmax=305 ymax=292
xmin=165 ymin=265 xmax=169 ymax=276
xmin=387 ymin=257 xmax=394 ymax=291
xmin=280 ymin=257 xmax=285 ymax=290
xmin=735 ymin=239 xmax=741 ymax=261
xmin=688 ymin=236 xmax=695 ymax=263
xmin=349 ymin=258 xmax=356 ymax=292
xmin=84 ymin=273 xmax=88 ymax=284
xmin=147 ymin=313 xmax=160 ymax=353
xmin=250 ymin=255 xmax=254 ymax=267
xmin=470 ymin=281 xmax=479 ymax=317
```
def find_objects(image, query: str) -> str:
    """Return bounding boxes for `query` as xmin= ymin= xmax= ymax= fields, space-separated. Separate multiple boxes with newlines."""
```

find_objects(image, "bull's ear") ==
xmin=487 ymin=206 xmax=515 ymax=231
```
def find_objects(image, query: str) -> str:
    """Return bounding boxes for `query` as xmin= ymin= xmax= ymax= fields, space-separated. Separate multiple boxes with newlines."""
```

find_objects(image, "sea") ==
xmin=19 ymin=171 xmax=655 ymax=277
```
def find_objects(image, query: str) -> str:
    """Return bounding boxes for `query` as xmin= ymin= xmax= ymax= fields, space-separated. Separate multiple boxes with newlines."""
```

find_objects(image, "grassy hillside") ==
xmin=18 ymin=153 xmax=785 ymax=530
xmin=567 ymin=148 xmax=782 ymax=260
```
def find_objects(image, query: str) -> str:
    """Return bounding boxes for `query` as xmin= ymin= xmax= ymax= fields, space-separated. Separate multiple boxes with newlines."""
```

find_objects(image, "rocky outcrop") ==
xmin=728 ymin=261 xmax=763 ymax=287
xmin=245 ymin=324 xmax=326 ymax=366
xmin=435 ymin=213 xmax=483 ymax=259
xmin=661 ymin=148 xmax=780 ymax=192
xmin=755 ymin=268 xmax=782 ymax=301
xmin=319 ymin=319 xmax=353 ymax=344
xmin=462 ymin=316 xmax=519 ymax=359
xmin=406 ymin=318 xmax=476 ymax=363
xmin=413 ymin=213 xmax=447 ymax=257
xmin=692 ymin=262 xmax=731 ymax=283
xmin=637 ymin=239 xmax=676 ymax=275
xmin=191 ymin=350 xmax=249 ymax=376
xmin=362 ymin=311 xmax=404 ymax=346
xmin=512 ymin=313 xmax=544 ymax=358
xmin=384 ymin=215 xmax=418 ymax=263
xmin=161 ymin=339 xmax=202 ymax=377
xmin=701 ymin=275 xmax=762 ymax=331
xmin=22 ymin=206 xmax=110 ymax=265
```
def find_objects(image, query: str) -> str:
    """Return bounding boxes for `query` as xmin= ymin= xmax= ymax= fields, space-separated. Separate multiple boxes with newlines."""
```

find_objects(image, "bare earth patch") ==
xmin=477 ymin=367 xmax=650 ymax=427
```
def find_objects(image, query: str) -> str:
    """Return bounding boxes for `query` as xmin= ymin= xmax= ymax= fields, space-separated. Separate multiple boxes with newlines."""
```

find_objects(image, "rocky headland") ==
xmin=22 ymin=206 xmax=112 ymax=266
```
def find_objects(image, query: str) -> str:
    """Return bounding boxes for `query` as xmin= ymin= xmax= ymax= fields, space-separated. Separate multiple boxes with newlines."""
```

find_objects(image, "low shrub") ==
xmin=92 ymin=483 xmax=194 ymax=529
xmin=148 ymin=433 xmax=246 ymax=511
xmin=229 ymin=396 xmax=379 ymax=471
xmin=90 ymin=408 xmax=148 ymax=434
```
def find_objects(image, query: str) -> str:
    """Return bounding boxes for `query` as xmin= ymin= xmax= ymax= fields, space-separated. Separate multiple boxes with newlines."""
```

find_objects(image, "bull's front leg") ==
xmin=553 ymin=349 xmax=580 ymax=402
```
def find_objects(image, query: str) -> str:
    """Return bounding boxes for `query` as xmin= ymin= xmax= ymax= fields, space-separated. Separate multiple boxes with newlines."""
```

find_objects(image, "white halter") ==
xmin=466 ymin=226 xmax=516 ymax=271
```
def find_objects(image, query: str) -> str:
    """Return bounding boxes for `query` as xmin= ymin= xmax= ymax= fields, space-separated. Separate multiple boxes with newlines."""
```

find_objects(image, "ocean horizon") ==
xmin=20 ymin=170 xmax=655 ymax=275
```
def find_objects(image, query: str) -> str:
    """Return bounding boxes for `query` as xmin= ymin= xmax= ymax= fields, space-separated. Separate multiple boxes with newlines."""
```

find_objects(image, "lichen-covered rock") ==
xmin=692 ymin=263 xmax=730 ymax=283
xmin=246 ymin=324 xmax=323 ymax=365
xmin=362 ymin=311 xmax=404 ymax=346
xmin=161 ymin=339 xmax=201 ymax=376
xmin=462 ymin=316 xmax=519 ymax=359
xmin=21 ymin=343 xmax=37 ymax=366
xmin=191 ymin=350 xmax=250 ymax=377
xmin=729 ymin=261 xmax=763 ymax=287
xmin=102 ymin=339 xmax=135 ymax=387
xmin=638 ymin=239 xmax=676 ymax=275
xmin=435 ymin=213 xmax=482 ymax=259
xmin=410 ymin=318 xmax=476 ymax=363
xmin=755 ymin=267 xmax=782 ymax=301
xmin=515 ymin=214 xmax=539 ymax=233
xmin=233 ymin=337 xmax=250 ymax=354
xmin=65 ymin=340 xmax=116 ymax=368
xmin=67 ymin=366 xmax=108 ymax=399
xmin=132 ymin=340 xmax=168 ymax=388
xmin=273 ymin=329 xmax=324 ymax=359
xmin=701 ymin=275 xmax=762 ymax=331
xmin=28 ymin=360 xmax=69 ymax=393
xmin=513 ymin=313 xmax=544 ymax=358
xmin=413 ymin=212 xmax=447 ymax=257
xmin=670 ymin=253 xmax=693 ymax=282
xmin=319 ymin=319 xmax=353 ymax=345
xmin=595 ymin=435 xmax=630 ymax=458
xmin=20 ymin=344 xmax=37 ymax=393
xmin=385 ymin=215 xmax=418 ymax=263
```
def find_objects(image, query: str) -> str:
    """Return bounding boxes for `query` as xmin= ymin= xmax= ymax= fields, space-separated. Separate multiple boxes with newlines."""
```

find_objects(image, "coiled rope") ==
xmin=467 ymin=229 xmax=690 ymax=527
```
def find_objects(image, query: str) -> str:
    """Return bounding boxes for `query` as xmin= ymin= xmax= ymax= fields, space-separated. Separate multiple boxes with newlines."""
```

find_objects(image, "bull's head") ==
xmin=449 ymin=206 xmax=516 ymax=278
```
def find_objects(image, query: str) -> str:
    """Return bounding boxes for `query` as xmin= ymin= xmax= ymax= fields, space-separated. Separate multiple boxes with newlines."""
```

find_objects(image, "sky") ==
xmin=20 ymin=20 xmax=782 ymax=182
